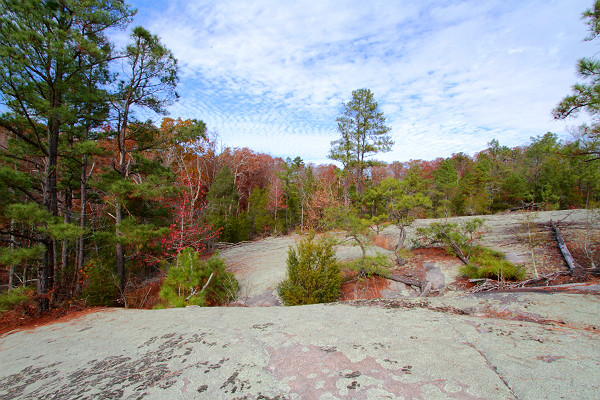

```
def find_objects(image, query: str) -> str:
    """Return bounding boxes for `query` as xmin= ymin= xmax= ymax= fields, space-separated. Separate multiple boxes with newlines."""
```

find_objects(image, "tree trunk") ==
xmin=8 ymin=218 xmax=15 ymax=289
xmin=77 ymin=154 xmax=88 ymax=276
xmin=343 ymin=175 xmax=349 ymax=207
xmin=115 ymin=108 xmax=129 ymax=291
xmin=351 ymin=233 xmax=366 ymax=258
xmin=38 ymin=243 xmax=54 ymax=312
xmin=8 ymin=266 xmax=14 ymax=289
xmin=300 ymin=201 xmax=304 ymax=233
xmin=38 ymin=115 xmax=60 ymax=312
xmin=59 ymin=188 xmax=72 ymax=292
xmin=115 ymin=202 xmax=125 ymax=290
xmin=394 ymin=223 xmax=407 ymax=265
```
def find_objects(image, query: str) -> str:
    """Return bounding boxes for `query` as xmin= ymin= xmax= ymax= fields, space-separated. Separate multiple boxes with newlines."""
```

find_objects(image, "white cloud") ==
xmin=126 ymin=0 xmax=593 ymax=163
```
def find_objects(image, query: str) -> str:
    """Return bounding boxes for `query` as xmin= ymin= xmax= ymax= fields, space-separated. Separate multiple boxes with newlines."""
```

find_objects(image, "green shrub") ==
xmin=278 ymin=234 xmax=342 ymax=306
xmin=159 ymin=248 xmax=238 ymax=307
xmin=0 ymin=286 xmax=34 ymax=313
xmin=459 ymin=246 xmax=526 ymax=281
xmin=80 ymin=259 xmax=119 ymax=306
xmin=339 ymin=253 xmax=394 ymax=278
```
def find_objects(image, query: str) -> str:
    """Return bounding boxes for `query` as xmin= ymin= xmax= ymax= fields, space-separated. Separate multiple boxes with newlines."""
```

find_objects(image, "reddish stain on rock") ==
xmin=264 ymin=343 xmax=484 ymax=399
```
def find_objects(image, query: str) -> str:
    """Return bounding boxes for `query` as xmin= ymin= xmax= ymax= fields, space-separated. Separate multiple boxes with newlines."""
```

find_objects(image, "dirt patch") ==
xmin=339 ymin=273 xmax=391 ymax=301
xmin=0 ymin=305 xmax=111 ymax=336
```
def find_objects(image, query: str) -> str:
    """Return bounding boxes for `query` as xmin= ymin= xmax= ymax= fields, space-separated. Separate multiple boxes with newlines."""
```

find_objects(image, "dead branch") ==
xmin=387 ymin=273 xmax=423 ymax=287
xmin=550 ymin=220 xmax=582 ymax=274
xmin=509 ymin=202 xmax=543 ymax=212
xmin=201 ymin=272 xmax=214 ymax=292
xmin=185 ymin=273 xmax=214 ymax=302
xmin=468 ymin=271 xmax=572 ymax=293
xmin=380 ymin=272 xmax=431 ymax=296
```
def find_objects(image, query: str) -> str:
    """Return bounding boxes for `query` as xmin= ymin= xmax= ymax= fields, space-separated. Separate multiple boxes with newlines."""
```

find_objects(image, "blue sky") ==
xmin=124 ymin=0 xmax=593 ymax=165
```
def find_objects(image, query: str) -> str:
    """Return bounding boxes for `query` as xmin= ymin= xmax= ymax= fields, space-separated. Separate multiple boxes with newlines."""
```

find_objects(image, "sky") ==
xmin=123 ymin=0 xmax=595 ymax=165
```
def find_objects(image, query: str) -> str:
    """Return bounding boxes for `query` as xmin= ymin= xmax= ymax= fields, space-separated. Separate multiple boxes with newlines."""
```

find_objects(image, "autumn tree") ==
xmin=329 ymin=89 xmax=393 ymax=198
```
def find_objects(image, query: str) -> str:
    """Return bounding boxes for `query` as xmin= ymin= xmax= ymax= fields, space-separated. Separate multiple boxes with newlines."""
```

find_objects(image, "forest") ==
xmin=1 ymin=0 xmax=599 ymax=312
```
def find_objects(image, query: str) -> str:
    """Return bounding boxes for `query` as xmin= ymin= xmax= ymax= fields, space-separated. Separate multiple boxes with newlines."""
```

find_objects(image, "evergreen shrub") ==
xmin=159 ymin=248 xmax=238 ymax=307
xmin=81 ymin=259 xmax=119 ymax=306
xmin=278 ymin=234 xmax=342 ymax=306
xmin=459 ymin=246 xmax=526 ymax=281
xmin=0 ymin=286 xmax=34 ymax=313
xmin=339 ymin=253 xmax=394 ymax=278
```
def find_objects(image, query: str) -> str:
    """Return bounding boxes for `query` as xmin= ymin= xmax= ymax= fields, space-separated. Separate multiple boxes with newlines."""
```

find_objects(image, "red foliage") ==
xmin=219 ymin=147 xmax=283 ymax=211
xmin=305 ymin=186 xmax=340 ymax=230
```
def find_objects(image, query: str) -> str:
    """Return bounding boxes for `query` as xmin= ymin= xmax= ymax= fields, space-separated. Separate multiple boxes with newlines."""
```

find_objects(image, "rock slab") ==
xmin=1 ymin=292 xmax=599 ymax=399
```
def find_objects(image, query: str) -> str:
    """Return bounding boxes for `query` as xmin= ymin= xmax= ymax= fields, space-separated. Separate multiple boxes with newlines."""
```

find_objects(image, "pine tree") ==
xmin=0 ymin=0 xmax=134 ymax=310
xmin=329 ymin=89 xmax=393 ymax=198
xmin=110 ymin=26 xmax=180 ymax=289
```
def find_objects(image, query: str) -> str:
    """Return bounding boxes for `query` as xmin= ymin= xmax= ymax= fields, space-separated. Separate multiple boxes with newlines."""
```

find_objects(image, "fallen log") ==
xmin=550 ymin=221 xmax=582 ymax=274
xmin=214 ymin=241 xmax=254 ymax=250
xmin=387 ymin=273 xmax=434 ymax=296
xmin=387 ymin=273 xmax=423 ymax=287
xmin=367 ymin=271 xmax=429 ymax=295
xmin=509 ymin=202 xmax=542 ymax=212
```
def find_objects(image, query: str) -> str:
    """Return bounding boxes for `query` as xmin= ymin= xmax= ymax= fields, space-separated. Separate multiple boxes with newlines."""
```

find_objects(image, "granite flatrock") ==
xmin=1 ymin=292 xmax=599 ymax=399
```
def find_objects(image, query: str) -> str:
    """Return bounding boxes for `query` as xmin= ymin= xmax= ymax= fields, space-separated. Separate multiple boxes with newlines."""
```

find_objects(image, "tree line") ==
xmin=0 ymin=0 xmax=599 ymax=311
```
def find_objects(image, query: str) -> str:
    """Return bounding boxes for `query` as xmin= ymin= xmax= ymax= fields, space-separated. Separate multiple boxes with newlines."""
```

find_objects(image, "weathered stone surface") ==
xmin=1 ymin=292 xmax=599 ymax=399
xmin=424 ymin=262 xmax=446 ymax=291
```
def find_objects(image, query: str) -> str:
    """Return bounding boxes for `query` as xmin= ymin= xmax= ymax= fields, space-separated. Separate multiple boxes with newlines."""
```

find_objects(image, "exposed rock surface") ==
xmin=1 ymin=292 xmax=599 ymax=399
xmin=424 ymin=262 xmax=445 ymax=291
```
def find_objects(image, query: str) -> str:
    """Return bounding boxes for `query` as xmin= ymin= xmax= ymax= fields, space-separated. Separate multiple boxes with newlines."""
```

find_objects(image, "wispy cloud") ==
xmin=126 ymin=0 xmax=592 ymax=163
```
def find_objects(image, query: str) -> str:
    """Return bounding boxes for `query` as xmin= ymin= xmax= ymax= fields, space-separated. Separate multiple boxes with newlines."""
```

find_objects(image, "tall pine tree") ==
xmin=329 ymin=89 xmax=393 ymax=198
xmin=0 ymin=0 xmax=134 ymax=310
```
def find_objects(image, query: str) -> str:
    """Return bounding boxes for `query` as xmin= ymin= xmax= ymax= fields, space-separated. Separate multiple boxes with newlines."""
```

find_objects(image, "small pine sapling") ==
xmin=159 ymin=248 xmax=238 ymax=307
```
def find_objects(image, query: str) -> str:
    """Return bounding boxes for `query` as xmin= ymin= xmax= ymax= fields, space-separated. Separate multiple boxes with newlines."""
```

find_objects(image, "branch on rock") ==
xmin=468 ymin=271 xmax=572 ymax=293
xmin=550 ymin=221 xmax=583 ymax=275
xmin=509 ymin=202 xmax=542 ymax=212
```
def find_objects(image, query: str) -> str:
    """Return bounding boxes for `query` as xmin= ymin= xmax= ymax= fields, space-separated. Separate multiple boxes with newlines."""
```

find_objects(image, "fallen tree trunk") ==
xmin=385 ymin=273 xmax=432 ymax=296
xmin=550 ymin=221 xmax=581 ymax=274
xmin=387 ymin=273 xmax=423 ymax=287
xmin=509 ymin=202 xmax=542 ymax=212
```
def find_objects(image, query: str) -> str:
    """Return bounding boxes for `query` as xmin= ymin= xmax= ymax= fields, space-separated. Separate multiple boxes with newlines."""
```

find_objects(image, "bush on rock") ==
xmin=278 ymin=234 xmax=342 ymax=306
